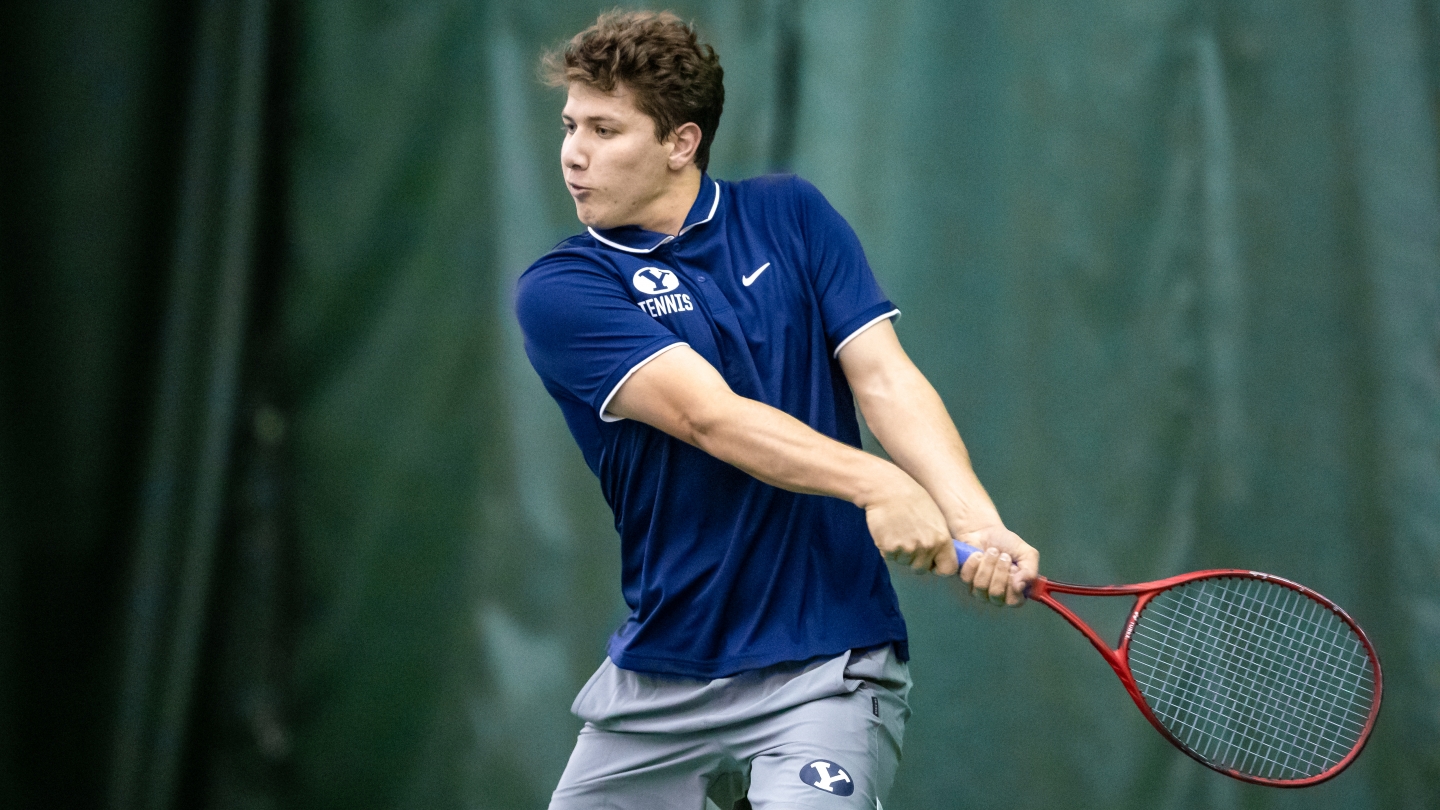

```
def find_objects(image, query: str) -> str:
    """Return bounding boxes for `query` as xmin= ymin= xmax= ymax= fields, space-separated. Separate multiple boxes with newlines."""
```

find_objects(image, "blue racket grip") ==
xmin=952 ymin=539 xmax=983 ymax=561
xmin=951 ymin=539 xmax=1020 ymax=568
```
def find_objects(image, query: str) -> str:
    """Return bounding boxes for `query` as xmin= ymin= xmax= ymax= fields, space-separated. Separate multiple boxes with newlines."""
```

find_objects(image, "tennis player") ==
xmin=514 ymin=11 xmax=1039 ymax=809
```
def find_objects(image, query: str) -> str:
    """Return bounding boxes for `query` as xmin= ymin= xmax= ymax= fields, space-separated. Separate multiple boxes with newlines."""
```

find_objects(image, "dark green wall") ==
xmin=3 ymin=1 xmax=1437 ymax=809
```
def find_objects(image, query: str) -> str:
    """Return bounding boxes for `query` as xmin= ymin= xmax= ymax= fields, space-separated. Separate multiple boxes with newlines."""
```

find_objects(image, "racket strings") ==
xmin=1132 ymin=579 xmax=1374 ymax=778
xmin=1133 ymin=584 xmax=1351 ymax=778
xmin=1139 ymin=581 xmax=1373 ymax=778
xmin=1164 ymin=586 xmax=1365 ymax=761
xmin=1126 ymin=576 xmax=1375 ymax=781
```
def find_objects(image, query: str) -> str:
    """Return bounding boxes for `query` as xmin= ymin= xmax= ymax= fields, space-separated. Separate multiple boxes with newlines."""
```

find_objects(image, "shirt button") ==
xmin=698 ymin=275 xmax=707 ymax=282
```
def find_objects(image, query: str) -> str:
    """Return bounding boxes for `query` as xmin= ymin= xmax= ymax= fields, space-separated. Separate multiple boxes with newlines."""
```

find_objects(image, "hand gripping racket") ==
xmin=953 ymin=540 xmax=1382 ymax=786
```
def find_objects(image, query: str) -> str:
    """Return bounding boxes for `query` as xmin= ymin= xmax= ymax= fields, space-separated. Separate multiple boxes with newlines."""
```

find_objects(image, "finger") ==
xmin=971 ymin=548 xmax=1000 ymax=599
xmin=988 ymin=553 xmax=1012 ymax=604
xmin=910 ymin=538 xmax=941 ymax=573
xmin=1005 ymin=567 xmax=1027 ymax=606
xmin=1014 ymin=544 xmax=1040 ymax=583
xmin=966 ymin=548 xmax=989 ymax=596
xmin=1009 ymin=542 xmax=1038 ymax=605
xmin=932 ymin=539 xmax=960 ymax=577
xmin=958 ymin=545 xmax=982 ymax=586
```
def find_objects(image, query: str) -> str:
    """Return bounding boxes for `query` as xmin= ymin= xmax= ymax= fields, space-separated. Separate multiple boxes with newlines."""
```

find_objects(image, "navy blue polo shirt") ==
xmin=514 ymin=173 xmax=908 ymax=678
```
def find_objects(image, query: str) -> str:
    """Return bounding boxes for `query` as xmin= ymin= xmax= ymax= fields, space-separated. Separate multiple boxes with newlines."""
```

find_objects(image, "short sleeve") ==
xmin=793 ymin=178 xmax=900 ymax=356
xmin=515 ymin=257 xmax=685 ymax=420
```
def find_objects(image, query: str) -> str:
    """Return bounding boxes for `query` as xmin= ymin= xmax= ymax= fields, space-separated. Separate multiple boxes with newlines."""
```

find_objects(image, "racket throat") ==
xmin=1031 ymin=583 xmax=1143 ymax=661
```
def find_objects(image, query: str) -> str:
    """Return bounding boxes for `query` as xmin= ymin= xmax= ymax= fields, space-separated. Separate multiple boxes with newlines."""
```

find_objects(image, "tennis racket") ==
xmin=953 ymin=540 xmax=1382 ymax=787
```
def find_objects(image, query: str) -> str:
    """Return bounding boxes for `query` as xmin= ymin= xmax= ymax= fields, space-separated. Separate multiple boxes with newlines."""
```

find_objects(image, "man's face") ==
xmin=560 ymin=82 xmax=675 ymax=229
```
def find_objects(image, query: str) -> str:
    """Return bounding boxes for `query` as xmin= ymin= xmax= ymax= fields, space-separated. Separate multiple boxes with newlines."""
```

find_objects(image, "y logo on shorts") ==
xmin=800 ymin=760 xmax=854 ymax=796
xmin=632 ymin=266 xmax=680 ymax=295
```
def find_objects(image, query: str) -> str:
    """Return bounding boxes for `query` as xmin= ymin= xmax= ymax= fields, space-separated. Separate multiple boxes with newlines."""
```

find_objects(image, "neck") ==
xmin=635 ymin=166 xmax=703 ymax=236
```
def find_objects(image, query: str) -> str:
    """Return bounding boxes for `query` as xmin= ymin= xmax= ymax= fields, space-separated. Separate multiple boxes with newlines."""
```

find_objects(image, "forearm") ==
xmin=839 ymin=324 xmax=1003 ymax=536
xmin=605 ymin=345 xmax=916 ymax=511
xmin=858 ymin=366 xmax=1002 ymax=534
xmin=677 ymin=390 xmax=912 ymax=510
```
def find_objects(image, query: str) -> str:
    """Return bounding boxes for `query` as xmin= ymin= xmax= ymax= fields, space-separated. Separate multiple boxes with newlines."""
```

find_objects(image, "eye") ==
xmin=562 ymin=120 xmax=576 ymax=134
xmin=595 ymin=126 xmax=612 ymax=137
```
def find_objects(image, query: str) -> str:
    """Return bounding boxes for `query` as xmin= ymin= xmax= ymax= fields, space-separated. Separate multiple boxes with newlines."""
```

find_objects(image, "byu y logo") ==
xmin=632 ymin=266 xmax=680 ymax=295
xmin=799 ymin=760 xmax=854 ymax=796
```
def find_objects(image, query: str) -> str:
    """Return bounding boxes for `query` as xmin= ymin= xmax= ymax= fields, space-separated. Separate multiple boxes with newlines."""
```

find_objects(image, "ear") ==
xmin=666 ymin=122 xmax=704 ymax=170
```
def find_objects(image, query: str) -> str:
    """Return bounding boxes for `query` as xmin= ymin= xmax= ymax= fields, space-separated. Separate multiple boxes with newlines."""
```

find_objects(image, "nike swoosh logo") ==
xmin=742 ymin=262 xmax=770 ymax=286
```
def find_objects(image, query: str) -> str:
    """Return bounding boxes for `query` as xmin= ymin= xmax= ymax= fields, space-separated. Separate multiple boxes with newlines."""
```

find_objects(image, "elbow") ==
xmin=851 ymin=374 xmax=902 ymax=415
xmin=674 ymin=397 xmax=733 ymax=453
xmin=853 ymin=362 xmax=932 ymax=411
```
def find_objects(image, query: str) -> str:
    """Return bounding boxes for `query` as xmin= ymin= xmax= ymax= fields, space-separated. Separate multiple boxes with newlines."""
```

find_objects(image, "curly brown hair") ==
xmin=543 ymin=10 xmax=725 ymax=172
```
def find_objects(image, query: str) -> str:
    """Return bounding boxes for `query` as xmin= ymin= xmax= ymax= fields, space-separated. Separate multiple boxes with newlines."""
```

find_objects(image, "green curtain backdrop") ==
xmin=3 ymin=1 xmax=1437 ymax=809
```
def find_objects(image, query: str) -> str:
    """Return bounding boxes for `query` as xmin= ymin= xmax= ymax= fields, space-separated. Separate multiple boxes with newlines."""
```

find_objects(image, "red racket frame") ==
xmin=1029 ymin=570 xmax=1383 ymax=787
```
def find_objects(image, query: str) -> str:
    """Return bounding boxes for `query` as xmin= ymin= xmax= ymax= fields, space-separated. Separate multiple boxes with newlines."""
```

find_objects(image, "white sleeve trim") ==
xmin=832 ymin=309 xmax=901 ymax=358
xmin=598 ymin=342 xmax=690 ymax=423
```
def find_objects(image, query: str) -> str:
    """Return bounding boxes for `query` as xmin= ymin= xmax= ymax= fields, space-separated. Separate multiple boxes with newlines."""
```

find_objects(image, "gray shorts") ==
xmin=548 ymin=646 xmax=911 ymax=810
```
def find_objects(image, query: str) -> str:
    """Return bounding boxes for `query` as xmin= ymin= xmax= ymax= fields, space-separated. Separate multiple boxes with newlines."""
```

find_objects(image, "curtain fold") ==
xmin=109 ymin=1 xmax=275 ymax=809
xmin=1347 ymin=0 xmax=1440 ymax=803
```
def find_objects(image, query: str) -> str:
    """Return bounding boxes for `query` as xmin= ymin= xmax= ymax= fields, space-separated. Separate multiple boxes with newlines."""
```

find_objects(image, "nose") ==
xmin=561 ymin=131 xmax=587 ymax=172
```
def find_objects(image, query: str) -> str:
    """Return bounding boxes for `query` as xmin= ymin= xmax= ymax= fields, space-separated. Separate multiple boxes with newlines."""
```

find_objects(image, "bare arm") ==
xmin=838 ymin=320 xmax=1038 ymax=605
xmin=605 ymin=345 xmax=956 ymax=570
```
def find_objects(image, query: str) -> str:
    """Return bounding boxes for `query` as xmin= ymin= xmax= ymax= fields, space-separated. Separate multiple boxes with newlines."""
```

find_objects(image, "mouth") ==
xmin=567 ymin=180 xmax=591 ymax=198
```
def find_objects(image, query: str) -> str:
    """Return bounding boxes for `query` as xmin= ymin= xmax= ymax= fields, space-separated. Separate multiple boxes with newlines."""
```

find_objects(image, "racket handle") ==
xmin=952 ymin=539 xmax=1019 ymax=567
xmin=952 ymin=539 xmax=982 ymax=560
xmin=952 ymin=540 xmax=1030 ymax=600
